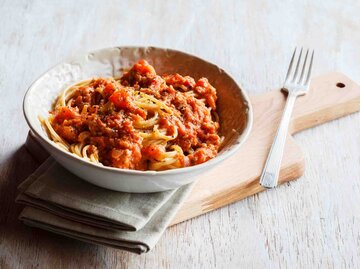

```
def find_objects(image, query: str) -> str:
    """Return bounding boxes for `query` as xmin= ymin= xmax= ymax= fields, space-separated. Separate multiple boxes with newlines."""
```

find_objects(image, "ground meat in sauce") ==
xmin=50 ymin=59 xmax=221 ymax=170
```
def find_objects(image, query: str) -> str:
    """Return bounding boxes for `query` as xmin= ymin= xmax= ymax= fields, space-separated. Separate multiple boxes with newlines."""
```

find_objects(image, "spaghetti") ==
xmin=40 ymin=60 xmax=222 ymax=171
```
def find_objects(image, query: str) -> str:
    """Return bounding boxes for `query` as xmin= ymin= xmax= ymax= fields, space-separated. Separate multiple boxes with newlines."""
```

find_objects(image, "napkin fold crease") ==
xmin=16 ymin=158 xmax=192 ymax=254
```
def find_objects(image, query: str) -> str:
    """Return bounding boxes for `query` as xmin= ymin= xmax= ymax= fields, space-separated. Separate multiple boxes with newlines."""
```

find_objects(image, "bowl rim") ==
xmin=23 ymin=46 xmax=253 ymax=176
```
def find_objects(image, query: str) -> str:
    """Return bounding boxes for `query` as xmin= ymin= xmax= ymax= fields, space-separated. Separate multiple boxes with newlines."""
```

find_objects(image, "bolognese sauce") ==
xmin=43 ymin=60 xmax=222 ymax=171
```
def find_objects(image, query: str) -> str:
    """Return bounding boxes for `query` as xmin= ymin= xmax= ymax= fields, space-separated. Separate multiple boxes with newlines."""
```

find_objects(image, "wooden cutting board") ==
xmin=25 ymin=72 xmax=360 ymax=226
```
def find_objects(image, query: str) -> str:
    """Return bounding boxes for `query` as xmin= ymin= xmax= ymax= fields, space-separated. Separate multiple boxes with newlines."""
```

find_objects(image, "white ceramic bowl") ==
xmin=23 ymin=47 xmax=253 ymax=193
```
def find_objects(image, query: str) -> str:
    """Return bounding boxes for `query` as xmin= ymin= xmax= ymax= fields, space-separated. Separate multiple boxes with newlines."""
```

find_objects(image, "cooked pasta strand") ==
xmin=39 ymin=60 xmax=221 ymax=171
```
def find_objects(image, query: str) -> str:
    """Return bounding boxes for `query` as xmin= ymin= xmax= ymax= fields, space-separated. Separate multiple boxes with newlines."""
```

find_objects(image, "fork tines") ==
xmin=285 ymin=47 xmax=314 ymax=87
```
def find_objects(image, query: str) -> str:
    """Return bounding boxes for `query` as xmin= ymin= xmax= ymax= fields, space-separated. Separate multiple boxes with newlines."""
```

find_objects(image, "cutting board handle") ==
xmin=290 ymin=72 xmax=360 ymax=133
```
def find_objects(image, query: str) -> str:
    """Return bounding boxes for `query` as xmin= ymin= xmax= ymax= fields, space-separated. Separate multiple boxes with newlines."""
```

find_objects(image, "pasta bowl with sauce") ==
xmin=23 ymin=47 xmax=253 ymax=193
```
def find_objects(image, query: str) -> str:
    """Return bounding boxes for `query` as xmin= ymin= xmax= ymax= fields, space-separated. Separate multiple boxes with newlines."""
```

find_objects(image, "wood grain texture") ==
xmin=1 ymin=0 xmax=360 ymax=268
xmin=172 ymin=72 xmax=360 ymax=225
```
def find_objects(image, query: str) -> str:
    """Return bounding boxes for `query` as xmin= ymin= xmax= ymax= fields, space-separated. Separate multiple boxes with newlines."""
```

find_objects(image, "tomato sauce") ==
xmin=50 ymin=60 xmax=221 ymax=170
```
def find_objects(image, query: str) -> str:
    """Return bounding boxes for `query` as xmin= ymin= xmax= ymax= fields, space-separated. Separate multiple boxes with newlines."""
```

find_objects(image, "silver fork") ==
xmin=259 ymin=47 xmax=314 ymax=189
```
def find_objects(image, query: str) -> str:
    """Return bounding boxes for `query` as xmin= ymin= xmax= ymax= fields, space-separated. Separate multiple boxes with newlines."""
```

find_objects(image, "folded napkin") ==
xmin=17 ymin=158 xmax=192 ymax=254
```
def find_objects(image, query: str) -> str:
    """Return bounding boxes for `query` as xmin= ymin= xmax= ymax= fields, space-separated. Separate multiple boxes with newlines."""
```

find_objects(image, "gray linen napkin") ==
xmin=17 ymin=158 xmax=192 ymax=254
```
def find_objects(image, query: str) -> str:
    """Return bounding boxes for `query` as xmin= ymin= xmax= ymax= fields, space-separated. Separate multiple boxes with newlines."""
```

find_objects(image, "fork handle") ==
xmin=260 ymin=92 xmax=298 ymax=188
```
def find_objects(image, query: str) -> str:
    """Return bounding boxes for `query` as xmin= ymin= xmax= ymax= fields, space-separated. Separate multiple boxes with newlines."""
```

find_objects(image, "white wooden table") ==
xmin=1 ymin=0 xmax=360 ymax=268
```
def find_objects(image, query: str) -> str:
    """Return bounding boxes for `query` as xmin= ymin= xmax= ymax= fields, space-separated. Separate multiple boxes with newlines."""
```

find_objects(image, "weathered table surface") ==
xmin=1 ymin=0 xmax=360 ymax=268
